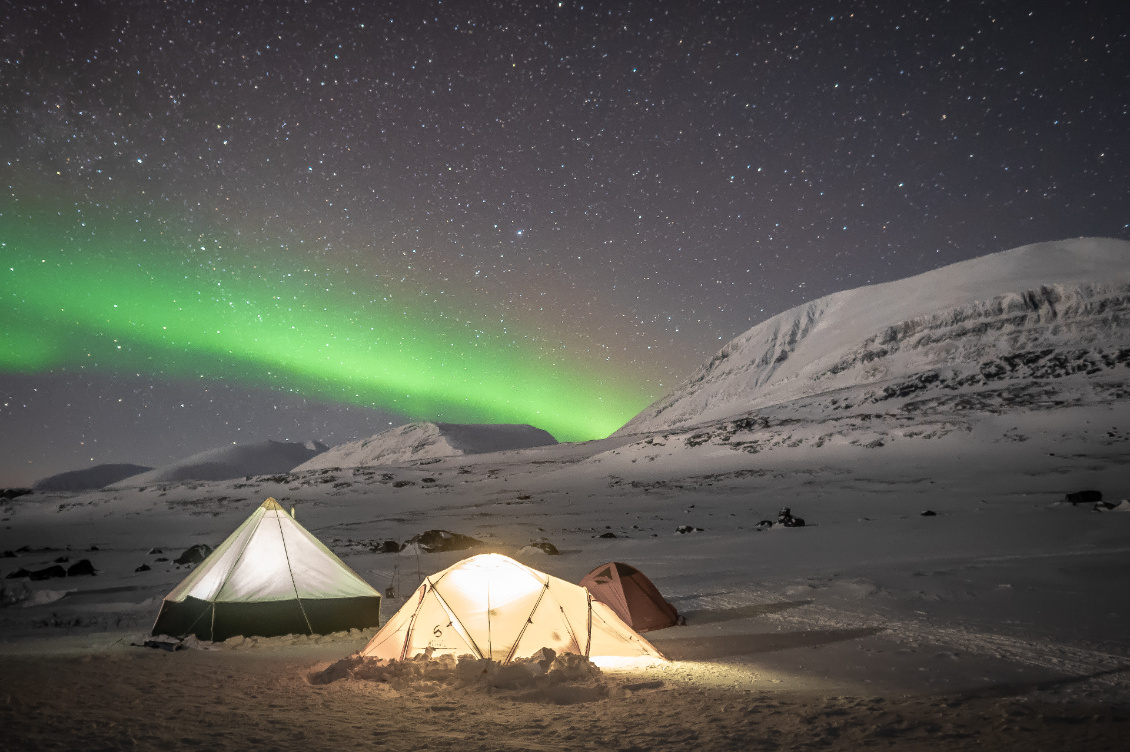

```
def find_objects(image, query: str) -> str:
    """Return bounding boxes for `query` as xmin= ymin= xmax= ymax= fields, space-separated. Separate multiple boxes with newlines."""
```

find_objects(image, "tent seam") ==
xmin=276 ymin=511 xmax=314 ymax=635
xmin=429 ymin=581 xmax=486 ymax=659
xmin=503 ymin=579 xmax=550 ymax=664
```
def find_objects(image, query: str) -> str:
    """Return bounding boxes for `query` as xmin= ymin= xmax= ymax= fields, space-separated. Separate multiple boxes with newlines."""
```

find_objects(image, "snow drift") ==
xmin=618 ymin=238 xmax=1130 ymax=434
xmin=294 ymin=422 xmax=558 ymax=471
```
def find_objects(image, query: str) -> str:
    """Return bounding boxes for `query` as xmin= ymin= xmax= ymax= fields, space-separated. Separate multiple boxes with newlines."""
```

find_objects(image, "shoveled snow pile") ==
xmin=308 ymin=649 xmax=609 ymax=704
xmin=33 ymin=464 xmax=153 ymax=492
xmin=295 ymin=422 xmax=558 ymax=471
xmin=619 ymin=237 xmax=1130 ymax=434
xmin=109 ymin=439 xmax=328 ymax=487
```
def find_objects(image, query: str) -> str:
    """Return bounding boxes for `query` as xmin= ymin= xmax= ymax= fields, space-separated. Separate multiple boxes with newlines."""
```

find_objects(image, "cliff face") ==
xmin=618 ymin=238 xmax=1130 ymax=434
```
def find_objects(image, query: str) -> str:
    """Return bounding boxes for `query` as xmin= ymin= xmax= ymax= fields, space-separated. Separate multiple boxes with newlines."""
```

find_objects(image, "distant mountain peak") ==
xmin=295 ymin=422 xmax=558 ymax=471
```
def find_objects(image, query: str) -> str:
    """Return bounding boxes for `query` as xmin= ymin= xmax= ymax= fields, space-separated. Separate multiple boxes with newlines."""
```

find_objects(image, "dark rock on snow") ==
xmin=66 ymin=559 xmax=96 ymax=577
xmin=778 ymin=508 xmax=805 ymax=527
xmin=29 ymin=565 xmax=67 ymax=581
xmin=1066 ymin=490 xmax=1102 ymax=505
xmin=404 ymin=530 xmax=483 ymax=553
xmin=174 ymin=544 xmax=213 ymax=565
xmin=526 ymin=539 xmax=560 ymax=555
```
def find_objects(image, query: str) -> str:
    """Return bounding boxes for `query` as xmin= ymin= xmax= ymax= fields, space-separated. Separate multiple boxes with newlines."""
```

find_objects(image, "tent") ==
xmin=151 ymin=498 xmax=382 ymax=641
xmin=579 ymin=562 xmax=680 ymax=633
xmin=360 ymin=553 xmax=663 ymax=663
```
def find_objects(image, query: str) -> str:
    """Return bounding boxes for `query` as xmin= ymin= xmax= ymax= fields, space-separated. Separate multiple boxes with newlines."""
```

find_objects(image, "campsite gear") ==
xmin=579 ymin=562 xmax=680 ymax=632
xmin=151 ymin=498 xmax=382 ymax=641
xmin=360 ymin=553 xmax=663 ymax=663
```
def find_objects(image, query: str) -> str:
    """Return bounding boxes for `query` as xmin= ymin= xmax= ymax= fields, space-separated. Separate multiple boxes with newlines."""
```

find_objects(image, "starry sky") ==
xmin=2 ymin=0 xmax=1127 ymax=487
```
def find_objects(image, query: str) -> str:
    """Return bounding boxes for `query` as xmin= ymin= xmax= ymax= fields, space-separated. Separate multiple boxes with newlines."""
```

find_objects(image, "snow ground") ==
xmin=2 ymin=400 xmax=1129 ymax=749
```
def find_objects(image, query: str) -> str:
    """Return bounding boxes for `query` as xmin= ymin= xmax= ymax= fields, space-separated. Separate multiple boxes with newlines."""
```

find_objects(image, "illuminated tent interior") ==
xmin=360 ymin=554 xmax=663 ymax=663
xmin=151 ymin=498 xmax=382 ymax=641
xmin=579 ymin=562 xmax=681 ymax=633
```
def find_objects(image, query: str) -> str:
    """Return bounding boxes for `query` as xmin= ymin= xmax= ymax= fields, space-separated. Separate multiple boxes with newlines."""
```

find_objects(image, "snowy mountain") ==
xmin=294 ymin=422 xmax=558 ymax=471
xmin=109 ymin=439 xmax=328 ymax=487
xmin=618 ymin=238 xmax=1130 ymax=435
xmin=33 ymin=464 xmax=154 ymax=492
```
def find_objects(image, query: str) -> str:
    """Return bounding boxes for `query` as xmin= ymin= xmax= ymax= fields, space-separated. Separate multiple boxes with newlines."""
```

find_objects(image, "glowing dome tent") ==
xmin=360 ymin=554 xmax=663 ymax=663
xmin=151 ymin=498 xmax=382 ymax=641
xmin=580 ymin=562 xmax=680 ymax=633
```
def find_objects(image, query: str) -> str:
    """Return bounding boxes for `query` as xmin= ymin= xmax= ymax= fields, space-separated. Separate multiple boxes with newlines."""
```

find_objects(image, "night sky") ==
xmin=2 ymin=0 xmax=1127 ymax=486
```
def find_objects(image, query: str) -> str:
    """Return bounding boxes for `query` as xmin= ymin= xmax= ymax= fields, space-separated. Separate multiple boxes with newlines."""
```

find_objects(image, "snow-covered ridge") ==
xmin=34 ymin=464 xmax=153 ymax=492
xmin=294 ymin=422 xmax=558 ymax=471
xmin=619 ymin=238 xmax=1130 ymax=434
xmin=109 ymin=439 xmax=328 ymax=487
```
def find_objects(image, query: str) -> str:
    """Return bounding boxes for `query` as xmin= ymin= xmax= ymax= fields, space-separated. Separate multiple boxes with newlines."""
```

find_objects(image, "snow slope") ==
xmin=109 ymin=439 xmax=328 ymax=487
xmin=33 ymin=464 xmax=153 ymax=492
xmin=619 ymin=238 xmax=1130 ymax=434
xmin=294 ymin=422 xmax=558 ymax=471
xmin=2 ymin=239 xmax=1129 ymax=749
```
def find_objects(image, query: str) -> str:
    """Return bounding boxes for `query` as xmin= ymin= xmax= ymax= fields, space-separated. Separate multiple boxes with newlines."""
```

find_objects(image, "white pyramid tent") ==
xmin=152 ymin=498 xmax=382 ymax=640
xmin=360 ymin=554 xmax=663 ymax=663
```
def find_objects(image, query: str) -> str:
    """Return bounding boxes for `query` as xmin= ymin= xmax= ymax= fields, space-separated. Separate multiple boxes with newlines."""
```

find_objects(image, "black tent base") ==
xmin=152 ymin=595 xmax=382 ymax=641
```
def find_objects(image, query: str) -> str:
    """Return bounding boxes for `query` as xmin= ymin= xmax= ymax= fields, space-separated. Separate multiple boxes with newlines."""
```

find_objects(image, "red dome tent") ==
xmin=579 ymin=562 xmax=680 ymax=633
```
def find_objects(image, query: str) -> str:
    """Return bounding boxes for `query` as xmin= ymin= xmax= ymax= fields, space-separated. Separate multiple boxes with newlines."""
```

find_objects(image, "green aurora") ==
xmin=1 ymin=209 xmax=652 ymax=441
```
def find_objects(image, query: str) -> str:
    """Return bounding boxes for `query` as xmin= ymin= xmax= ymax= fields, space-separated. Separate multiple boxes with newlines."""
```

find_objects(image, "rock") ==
xmin=1065 ymin=490 xmax=1102 ymax=505
xmin=66 ymin=559 xmax=96 ymax=577
xmin=675 ymin=525 xmax=704 ymax=534
xmin=148 ymin=548 xmax=163 ymax=555
xmin=755 ymin=520 xmax=774 ymax=530
xmin=4 ymin=568 xmax=31 ymax=580
xmin=53 ymin=556 xmax=70 ymax=564
xmin=597 ymin=532 xmax=617 ymax=539
xmin=29 ymin=565 xmax=67 ymax=581
xmin=373 ymin=540 xmax=403 ymax=554
xmin=174 ymin=544 xmax=213 ymax=565
xmin=523 ymin=539 xmax=559 ymax=555
xmin=403 ymin=530 xmax=483 ymax=554
xmin=921 ymin=510 xmax=937 ymax=517
xmin=777 ymin=507 xmax=805 ymax=527
xmin=135 ymin=564 xmax=151 ymax=572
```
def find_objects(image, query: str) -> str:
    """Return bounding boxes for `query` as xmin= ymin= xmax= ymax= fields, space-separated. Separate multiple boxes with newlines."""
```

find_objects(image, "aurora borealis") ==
xmin=2 ymin=1 xmax=1128 ymax=485
xmin=3 ymin=206 xmax=648 ymax=442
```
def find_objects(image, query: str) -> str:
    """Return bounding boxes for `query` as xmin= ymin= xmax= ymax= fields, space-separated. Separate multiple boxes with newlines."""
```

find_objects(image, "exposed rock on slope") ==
xmin=618 ymin=238 xmax=1130 ymax=434
xmin=294 ymin=422 xmax=558 ymax=471
xmin=110 ymin=440 xmax=328 ymax=487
